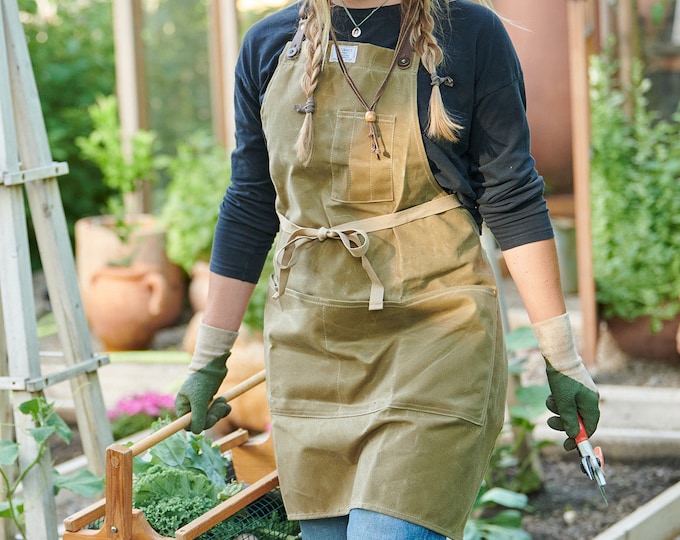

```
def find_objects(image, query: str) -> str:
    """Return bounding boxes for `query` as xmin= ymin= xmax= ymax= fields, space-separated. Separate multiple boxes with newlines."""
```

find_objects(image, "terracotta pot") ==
xmin=85 ymin=264 xmax=169 ymax=351
xmin=75 ymin=214 xmax=186 ymax=328
xmin=605 ymin=315 xmax=680 ymax=361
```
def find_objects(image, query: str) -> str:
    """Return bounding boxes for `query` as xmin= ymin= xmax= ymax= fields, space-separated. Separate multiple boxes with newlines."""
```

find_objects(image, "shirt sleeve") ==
xmin=209 ymin=9 xmax=298 ymax=283
xmin=466 ymin=9 xmax=553 ymax=250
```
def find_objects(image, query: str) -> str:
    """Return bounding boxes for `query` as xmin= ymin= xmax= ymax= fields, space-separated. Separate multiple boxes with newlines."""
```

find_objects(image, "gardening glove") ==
xmin=175 ymin=322 xmax=238 ymax=434
xmin=533 ymin=313 xmax=600 ymax=451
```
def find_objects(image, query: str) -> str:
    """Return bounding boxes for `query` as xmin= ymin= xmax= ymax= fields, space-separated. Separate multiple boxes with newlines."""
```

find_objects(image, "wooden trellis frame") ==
xmin=0 ymin=1 xmax=114 ymax=538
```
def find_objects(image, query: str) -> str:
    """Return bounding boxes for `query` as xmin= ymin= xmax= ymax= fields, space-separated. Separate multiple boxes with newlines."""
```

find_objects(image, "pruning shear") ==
xmin=576 ymin=416 xmax=608 ymax=505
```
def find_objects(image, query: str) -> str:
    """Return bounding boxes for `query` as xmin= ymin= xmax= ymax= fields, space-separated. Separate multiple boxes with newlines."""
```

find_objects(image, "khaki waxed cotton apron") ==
xmin=260 ymin=31 xmax=508 ymax=540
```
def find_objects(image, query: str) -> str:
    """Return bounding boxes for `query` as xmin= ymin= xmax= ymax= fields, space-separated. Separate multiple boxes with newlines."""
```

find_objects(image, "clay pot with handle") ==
xmin=606 ymin=314 xmax=680 ymax=362
xmin=75 ymin=214 xmax=186 ymax=329
xmin=85 ymin=264 xmax=169 ymax=351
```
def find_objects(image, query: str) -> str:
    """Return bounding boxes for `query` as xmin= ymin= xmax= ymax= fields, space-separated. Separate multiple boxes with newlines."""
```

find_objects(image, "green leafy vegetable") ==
xmin=464 ymin=484 xmax=531 ymax=540
xmin=132 ymin=422 xmax=300 ymax=538
xmin=138 ymin=494 xmax=217 ymax=537
xmin=131 ymin=425 xmax=247 ymax=536
xmin=140 ymin=427 xmax=228 ymax=487
xmin=132 ymin=465 xmax=220 ymax=507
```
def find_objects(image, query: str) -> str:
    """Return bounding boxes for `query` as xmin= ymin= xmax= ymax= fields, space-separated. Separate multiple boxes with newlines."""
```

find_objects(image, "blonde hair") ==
xmin=295 ymin=0 xmax=494 ymax=164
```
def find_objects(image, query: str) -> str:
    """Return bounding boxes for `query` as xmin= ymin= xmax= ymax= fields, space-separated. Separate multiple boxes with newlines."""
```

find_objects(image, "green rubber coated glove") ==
xmin=175 ymin=322 xmax=238 ymax=434
xmin=533 ymin=313 xmax=600 ymax=451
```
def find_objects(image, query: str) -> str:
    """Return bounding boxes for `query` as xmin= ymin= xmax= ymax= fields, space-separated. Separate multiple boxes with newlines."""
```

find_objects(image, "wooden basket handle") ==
xmin=63 ymin=369 xmax=268 ymax=539
xmin=129 ymin=369 xmax=266 ymax=456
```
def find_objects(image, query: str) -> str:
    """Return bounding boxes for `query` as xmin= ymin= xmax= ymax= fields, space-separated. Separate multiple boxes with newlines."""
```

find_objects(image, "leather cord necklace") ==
xmin=337 ymin=0 xmax=391 ymax=38
xmin=329 ymin=19 xmax=412 ymax=159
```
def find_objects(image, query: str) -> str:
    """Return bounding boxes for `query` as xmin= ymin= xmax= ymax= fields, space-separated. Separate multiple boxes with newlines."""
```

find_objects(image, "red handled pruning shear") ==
xmin=576 ymin=416 xmax=608 ymax=505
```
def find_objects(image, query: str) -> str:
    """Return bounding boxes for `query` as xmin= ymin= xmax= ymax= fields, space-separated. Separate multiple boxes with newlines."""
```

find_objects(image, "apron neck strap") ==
xmin=287 ymin=15 xmax=307 ymax=59
xmin=329 ymin=19 xmax=414 ymax=158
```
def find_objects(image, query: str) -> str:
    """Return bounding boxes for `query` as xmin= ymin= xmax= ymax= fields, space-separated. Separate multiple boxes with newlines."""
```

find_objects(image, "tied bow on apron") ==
xmin=273 ymin=194 xmax=463 ymax=311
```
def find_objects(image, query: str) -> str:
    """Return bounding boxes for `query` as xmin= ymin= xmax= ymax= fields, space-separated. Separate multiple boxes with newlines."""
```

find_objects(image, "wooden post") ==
xmin=2 ymin=0 xmax=113 ymax=475
xmin=0 ymin=295 xmax=14 ymax=540
xmin=104 ymin=445 xmax=134 ymax=540
xmin=209 ymin=0 xmax=239 ymax=151
xmin=113 ymin=0 xmax=150 ymax=213
xmin=566 ymin=0 xmax=599 ymax=364
xmin=598 ymin=0 xmax=612 ymax=45
xmin=617 ymin=0 xmax=636 ymax=112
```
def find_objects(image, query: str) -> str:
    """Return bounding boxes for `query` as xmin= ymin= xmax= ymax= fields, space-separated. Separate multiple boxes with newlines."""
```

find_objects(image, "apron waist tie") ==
xmin=274 ymin=194 xmax=463 ymax=311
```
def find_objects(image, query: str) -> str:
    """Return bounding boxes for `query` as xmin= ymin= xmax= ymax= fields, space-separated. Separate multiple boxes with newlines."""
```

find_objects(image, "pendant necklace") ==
xmin=338 ymin=0 xmax=391 ymax=38
xmin=329 ymin=19 xmax=411 ymax=158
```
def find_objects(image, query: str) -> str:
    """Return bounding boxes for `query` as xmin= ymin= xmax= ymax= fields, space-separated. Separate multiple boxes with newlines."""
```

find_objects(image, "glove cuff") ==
xmin=532 ymin=313 xmax=580 ymax=372
xmin=189 ymin=322 xmax=239 ymax=372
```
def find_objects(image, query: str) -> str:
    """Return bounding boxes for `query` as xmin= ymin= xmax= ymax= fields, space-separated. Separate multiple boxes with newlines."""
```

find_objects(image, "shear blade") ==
xmin=581 ymin=456 xmax=596 ymax=480
xmin=599 ymin=485 xmax=609 ymax=506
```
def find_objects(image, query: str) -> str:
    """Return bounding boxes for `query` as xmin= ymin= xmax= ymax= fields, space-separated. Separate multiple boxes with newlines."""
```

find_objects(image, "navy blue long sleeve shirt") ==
xmin=211 ymin=0 xmax=553 ymax=283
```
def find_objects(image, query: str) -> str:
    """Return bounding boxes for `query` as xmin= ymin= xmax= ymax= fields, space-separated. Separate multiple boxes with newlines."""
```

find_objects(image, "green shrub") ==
xmin=19 ymin=0 xmax=116 ymax=266
xmin=589 ymin=46 xmax=680 ymax=330
xmin=159 ymin=131 xmax=230 ymax=273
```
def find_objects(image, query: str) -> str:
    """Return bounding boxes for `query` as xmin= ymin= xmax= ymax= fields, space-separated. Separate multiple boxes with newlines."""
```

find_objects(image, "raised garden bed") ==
xmin=594 ymin=480 xmax=680 ymax=540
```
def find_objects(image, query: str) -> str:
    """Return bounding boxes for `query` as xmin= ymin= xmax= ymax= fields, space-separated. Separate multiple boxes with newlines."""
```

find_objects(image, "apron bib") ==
xmin=260 ymin=34 xmax=507 ymax=539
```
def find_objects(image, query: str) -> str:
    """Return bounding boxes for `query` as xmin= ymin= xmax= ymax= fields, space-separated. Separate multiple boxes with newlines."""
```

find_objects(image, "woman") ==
xmin=175 ymin=1 xmax=601 ymax=538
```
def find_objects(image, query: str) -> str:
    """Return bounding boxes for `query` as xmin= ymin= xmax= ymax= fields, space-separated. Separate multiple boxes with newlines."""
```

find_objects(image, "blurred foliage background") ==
xmin=20 ymin=0 xmax=116 ymax=267
xmin=17 ymin=0 xmax=283 ymax=269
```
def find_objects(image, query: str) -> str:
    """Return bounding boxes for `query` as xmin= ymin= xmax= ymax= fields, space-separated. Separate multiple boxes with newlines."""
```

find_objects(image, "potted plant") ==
xmin=74 ymin=94 xmax=185 ymax=350
xmin=159 ymin=131 xmax=230 ymax=311
xmin=589 ymin=46 xmax=680 ymax=360
xmin=158 ymin=131 xmax=273 ymax=352
xmin=156 ymin=131 xmax=228 ymax=353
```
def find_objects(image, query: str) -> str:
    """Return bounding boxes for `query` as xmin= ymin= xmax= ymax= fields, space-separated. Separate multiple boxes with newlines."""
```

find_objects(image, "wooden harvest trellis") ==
xmin=0 ymin=0 xmax=113 ymax=538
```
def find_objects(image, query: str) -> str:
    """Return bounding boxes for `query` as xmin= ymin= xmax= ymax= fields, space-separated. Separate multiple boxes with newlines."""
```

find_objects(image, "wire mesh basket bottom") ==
xmin=84 ymin=488 xmax=301 ymax=540
xmin=199 ymin=488 xmax=301 ymax=540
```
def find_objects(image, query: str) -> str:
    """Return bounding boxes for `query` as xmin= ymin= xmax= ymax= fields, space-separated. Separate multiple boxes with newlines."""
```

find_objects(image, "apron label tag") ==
xmin=330 ymin=45 xmax=358 ymax=64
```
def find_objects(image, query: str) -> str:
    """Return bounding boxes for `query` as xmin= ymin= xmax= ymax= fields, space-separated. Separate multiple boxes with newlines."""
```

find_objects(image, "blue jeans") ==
xmin=299 ymin=508 xmax=446 ymax=539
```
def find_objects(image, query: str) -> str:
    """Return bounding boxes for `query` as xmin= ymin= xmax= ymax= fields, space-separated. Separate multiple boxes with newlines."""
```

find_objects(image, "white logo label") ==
xmin=330 ymin=45 xmax=358 ymax=64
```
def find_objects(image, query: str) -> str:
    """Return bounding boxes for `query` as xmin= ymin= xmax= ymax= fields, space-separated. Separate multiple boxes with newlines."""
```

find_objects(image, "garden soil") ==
xmin=35 ymin=273 xmax=680 ymax=539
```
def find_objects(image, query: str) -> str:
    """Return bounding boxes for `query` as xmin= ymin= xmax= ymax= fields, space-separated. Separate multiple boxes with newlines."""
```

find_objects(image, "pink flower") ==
xmin=108 ymin=392 xmax=175 ymax=421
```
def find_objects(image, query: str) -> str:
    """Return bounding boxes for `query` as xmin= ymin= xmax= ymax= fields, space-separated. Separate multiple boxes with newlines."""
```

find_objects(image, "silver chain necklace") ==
xmin=338 ymin=0 xmax=391 ymax=38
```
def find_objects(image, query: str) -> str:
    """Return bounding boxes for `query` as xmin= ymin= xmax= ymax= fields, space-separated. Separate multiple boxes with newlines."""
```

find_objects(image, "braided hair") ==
xmin=295 ymin=0 xmax=495 ymax=164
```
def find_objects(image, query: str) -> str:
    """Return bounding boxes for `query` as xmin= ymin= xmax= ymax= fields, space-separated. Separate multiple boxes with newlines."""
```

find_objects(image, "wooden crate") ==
xmin=62 ymin=370 xmax=291 ymax=540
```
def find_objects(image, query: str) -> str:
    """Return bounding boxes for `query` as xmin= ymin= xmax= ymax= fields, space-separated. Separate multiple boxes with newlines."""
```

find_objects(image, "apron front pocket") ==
xmin=265 ymin=285 xmax=504 ymax=427
xmin=331 ymin=111 xmax=396 ymax=203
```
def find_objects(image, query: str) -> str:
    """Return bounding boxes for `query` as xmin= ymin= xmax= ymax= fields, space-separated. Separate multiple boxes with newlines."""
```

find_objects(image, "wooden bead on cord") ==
xmin=365 ymin=110 xmax=377 ymax=122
